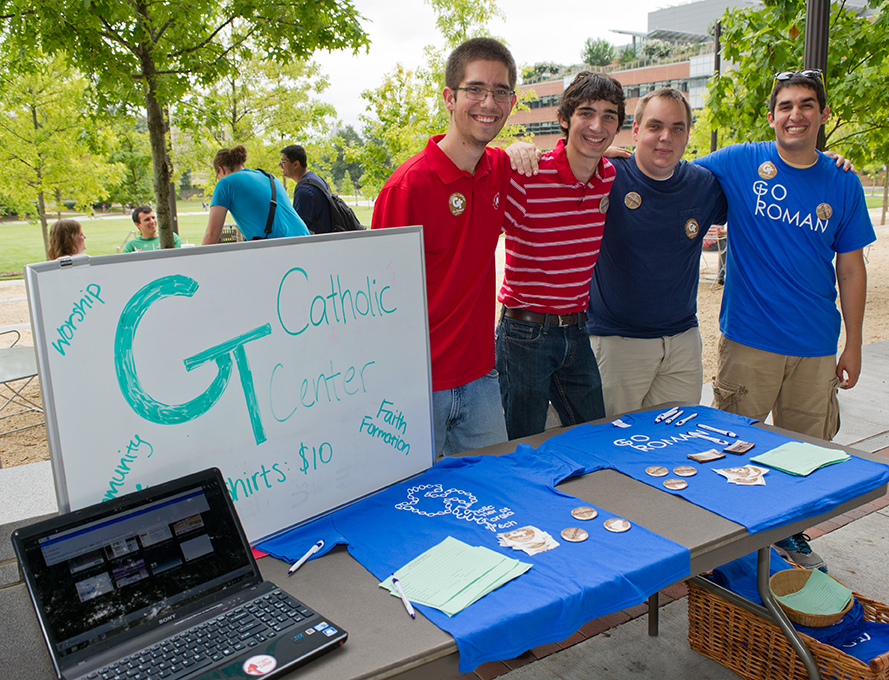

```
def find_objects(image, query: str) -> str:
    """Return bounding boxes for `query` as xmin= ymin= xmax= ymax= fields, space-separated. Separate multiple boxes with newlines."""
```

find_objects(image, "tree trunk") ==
xmin=30 ymin=104 xmax=50 ymax=257
xmin=164 ymin=107 xmax=179 ymax=235
xmin=37 ymin=189 xmax=49 ymax=259
xmin=138 ymin=45 xmax=175 ymax=249
xmin=882 ymin=165 xmax=887 ymax=227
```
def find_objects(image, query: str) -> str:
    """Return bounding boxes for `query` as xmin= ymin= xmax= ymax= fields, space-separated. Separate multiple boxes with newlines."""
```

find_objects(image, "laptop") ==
xmin=12 ymin=467 xmax=347 ymax=680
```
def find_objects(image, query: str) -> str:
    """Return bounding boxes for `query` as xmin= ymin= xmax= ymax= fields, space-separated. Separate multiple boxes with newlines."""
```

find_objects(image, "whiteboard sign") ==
xmin=25 ymin=228 xmax=434 ymax=543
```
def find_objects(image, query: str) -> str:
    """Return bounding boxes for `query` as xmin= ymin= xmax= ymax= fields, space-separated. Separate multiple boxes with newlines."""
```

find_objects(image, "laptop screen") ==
xmin=15 ymin=470 xmax=256 ymax=660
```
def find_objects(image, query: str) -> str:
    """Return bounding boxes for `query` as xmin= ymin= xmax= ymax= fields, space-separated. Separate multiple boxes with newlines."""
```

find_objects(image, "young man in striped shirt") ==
xmin=496 ymin=72 xmax=624 ymax=440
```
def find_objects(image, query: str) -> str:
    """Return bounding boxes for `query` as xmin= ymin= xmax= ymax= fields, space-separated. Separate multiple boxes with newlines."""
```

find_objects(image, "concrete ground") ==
xmin=460 ymin=340 xmax=889 ymax=680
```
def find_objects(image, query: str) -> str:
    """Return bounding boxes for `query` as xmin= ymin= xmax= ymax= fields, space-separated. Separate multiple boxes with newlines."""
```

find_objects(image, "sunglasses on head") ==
xmin=774 ymin=69 xmax=824 ymax=86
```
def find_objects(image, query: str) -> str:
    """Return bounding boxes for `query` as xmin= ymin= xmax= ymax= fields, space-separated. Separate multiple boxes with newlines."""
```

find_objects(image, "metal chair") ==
xmin=0 ymin=330 xmax=45 ymax=438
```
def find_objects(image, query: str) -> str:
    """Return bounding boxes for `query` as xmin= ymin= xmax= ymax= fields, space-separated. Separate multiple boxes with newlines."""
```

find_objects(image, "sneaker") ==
xmin=774 ymin=533 xmax=828 ymax=573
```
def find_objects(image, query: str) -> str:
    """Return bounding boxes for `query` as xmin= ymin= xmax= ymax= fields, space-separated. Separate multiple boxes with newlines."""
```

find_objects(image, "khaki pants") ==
xmin=711 ymin=335 xmax=840 ymax=441
xmin=591 ymin=327 xmax=703 ymax=418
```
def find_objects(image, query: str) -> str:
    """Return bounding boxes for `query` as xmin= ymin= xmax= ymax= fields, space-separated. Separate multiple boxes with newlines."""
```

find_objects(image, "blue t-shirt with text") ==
xmin=695 ymin=143 xmax=874 ymax=356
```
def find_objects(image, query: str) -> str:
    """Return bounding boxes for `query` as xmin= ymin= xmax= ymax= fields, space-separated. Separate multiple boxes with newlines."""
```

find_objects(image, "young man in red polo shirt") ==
xmin=496 ymin=72 xmax=624 ymax=439
xmin=371 ymin=38 xmax=517 ymax=457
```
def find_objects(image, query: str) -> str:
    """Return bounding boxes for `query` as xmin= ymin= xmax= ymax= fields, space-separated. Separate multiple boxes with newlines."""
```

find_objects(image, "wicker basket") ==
xmin=687 ymin=579 xmax=889 ymax=680
xmin=769 ymin=569 xmax=855 ymax=627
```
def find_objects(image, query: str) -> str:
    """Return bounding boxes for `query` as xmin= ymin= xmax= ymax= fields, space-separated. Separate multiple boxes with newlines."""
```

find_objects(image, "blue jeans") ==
xmin=432 ymin=369 xmax=508 ymax=457
xmin=496 ymin=312 xmax=605 ymax=440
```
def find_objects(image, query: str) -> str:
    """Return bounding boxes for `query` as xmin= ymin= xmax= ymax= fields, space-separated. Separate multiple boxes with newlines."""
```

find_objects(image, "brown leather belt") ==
xmin=504 ymin=308 xmax=588 ymax=327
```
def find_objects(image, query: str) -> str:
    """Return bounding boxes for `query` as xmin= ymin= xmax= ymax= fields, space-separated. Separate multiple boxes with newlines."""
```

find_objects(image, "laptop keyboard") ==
xmin=81 ymin=589 xmax=315 ymax=680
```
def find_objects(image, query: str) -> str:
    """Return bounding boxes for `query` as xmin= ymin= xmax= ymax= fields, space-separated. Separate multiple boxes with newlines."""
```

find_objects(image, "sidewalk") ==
xmin=460 ymin=339 xmax=889 ymax=680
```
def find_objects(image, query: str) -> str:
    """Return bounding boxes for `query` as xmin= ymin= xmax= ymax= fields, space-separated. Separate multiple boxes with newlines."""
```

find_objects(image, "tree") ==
xmin=0 ymin=0 xmax=369 ymax=247
xmin=705 ymin=0 xmax=889 ymax=170
xmin=426 ymin=0 xmax=504 ymax=46
xmin=0 ymin=50 xmax=122 ymax=255
xmin=106 ymin=118 xmax=154 ymax=208
xmin=581 ymin=38 xmax=615 ymax=66
xmin=617 ymin=45 xmax=638 ymax=65
xmin=356 ymin=0 xmax=525 ymax=196
xmin=357 ymin=61 xmax=442 ymax=196
xmin=174 ymin=53 xmax=337 ymax=197
xmin=521 ymin=61 xmax=565 ymax=83
xmin=640 ymin=39 xmax=675 ymax=60
xmin=326 ymin=125 xmax=364 ymax=189
xmin=342 ymin=169 xmax=355 ymax=200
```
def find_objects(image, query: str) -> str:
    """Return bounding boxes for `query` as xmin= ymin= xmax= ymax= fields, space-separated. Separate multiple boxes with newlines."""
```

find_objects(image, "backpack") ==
xmin=299 ymin=176 xmax=366 ymax=233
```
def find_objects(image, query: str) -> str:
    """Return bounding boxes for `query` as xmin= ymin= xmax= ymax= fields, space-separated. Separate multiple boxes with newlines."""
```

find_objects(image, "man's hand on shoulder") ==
xmin=506 ymin=141 xmax=541 ymax=176
xmin=823 ymin=150 xmax=856 ymax=173
xmin=604 ymin=146 xmax=632 ymax=159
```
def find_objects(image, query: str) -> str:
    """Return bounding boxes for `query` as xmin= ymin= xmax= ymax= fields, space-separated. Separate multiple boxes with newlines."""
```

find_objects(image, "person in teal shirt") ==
xmin=202 ymin=144 xmax=309 ymax=243
xmin=123 ymin=206 xmax=182 ymax=252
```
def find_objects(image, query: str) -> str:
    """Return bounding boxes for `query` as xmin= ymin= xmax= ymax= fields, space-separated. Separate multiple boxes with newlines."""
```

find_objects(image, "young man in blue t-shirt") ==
xmin=585 ymin=88 xmax=727 ymax=416
xmin=696 ymin=69 xmax=874 ymax=572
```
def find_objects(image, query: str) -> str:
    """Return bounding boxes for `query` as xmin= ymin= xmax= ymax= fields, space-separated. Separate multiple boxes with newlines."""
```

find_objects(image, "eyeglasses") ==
xmin=454 ymin=86 xmax=514 ymax=103
xmin=774 ymin=69 xmax=824 ymax=87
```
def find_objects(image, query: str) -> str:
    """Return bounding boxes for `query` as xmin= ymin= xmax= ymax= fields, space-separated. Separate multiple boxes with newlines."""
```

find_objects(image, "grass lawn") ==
xmin=0 ymin=202 xmax=376 ymax=277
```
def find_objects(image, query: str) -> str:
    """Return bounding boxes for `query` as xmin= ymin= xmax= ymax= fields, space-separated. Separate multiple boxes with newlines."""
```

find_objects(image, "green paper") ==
xmin=751 ymin=442 xmax=850 ymax=476
xmin=380 ymin=536 xmax=531 ymax=617
xmin=775 ymin=569 xmax=853 ymax=616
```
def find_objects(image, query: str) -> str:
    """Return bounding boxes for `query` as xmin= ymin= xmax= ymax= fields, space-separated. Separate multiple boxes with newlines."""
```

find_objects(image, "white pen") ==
xmin=655 ymin=406 xmax=680 ymax=423
xmin=664 ymin=409 xmax=684 ymax=424
xmin=288 ymin=540 xmax=324 ymax=575
xmin=674 ymin=412 xmax=697 ymax=427
xmin=687 ymin=430 xmax=729 ymax=446
xmin=391 ymin=577 xmax=415 ymax=619
xmin=699 ymin=423 xmax=738 ymax=438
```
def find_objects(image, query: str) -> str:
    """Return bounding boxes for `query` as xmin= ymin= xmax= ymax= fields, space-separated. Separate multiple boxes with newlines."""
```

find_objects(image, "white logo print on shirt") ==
xmin=395 ymin=483 xmax=516 ymax=531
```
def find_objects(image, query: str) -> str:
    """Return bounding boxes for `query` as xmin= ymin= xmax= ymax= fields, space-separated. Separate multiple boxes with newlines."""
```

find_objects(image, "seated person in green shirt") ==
xmin=123 ymin=206 xmax=182 ymax=252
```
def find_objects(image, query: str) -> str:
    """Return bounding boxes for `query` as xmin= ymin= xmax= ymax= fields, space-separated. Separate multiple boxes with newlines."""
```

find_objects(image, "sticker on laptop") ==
xmin=314 ymin=622 xmax=329 ymax=631
xmin=243 ymin=655 xmax=278 ymax=676
xmin=322 ymin=627 xmax=339 ymax=636
xmin=305 ymin=628 xmax=316 ymax=635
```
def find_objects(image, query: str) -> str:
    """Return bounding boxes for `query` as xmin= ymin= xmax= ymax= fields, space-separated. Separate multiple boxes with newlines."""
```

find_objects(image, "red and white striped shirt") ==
xmin=499 ymin=140 xmax=615 ymax=314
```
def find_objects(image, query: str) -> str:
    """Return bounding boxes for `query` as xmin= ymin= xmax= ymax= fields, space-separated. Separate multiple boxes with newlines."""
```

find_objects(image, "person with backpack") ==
xmin=202 ymin=144 xmax=309 ymax=244
xmin=280 ymin=144 xmax=333 ymax=234
xmin=280 ymin=144 xmax=364 ymax=233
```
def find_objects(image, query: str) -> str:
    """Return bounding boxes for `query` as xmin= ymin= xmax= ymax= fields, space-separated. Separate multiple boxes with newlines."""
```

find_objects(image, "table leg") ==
xmin=756 ymin=547 xmax=820 ymax=680
xmin=647 ymin=591 xmax=659 ymax=636
xmin=689 ymin=574 xmax=821 ymax=680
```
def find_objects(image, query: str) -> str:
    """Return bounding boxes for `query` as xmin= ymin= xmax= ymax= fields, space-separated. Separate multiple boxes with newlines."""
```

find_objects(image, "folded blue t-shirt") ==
xmin=550 ymin=406 xmax=889 ymax=534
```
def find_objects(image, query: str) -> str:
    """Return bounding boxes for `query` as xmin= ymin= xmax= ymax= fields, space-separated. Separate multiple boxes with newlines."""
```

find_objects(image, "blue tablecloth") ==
xmin=550 ymin=406 xmax=889 ymax=534
xmin=259 ymin=445 xmax=690 ymax=672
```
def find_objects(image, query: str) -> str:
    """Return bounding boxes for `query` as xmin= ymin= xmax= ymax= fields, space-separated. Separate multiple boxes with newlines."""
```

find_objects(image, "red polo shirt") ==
xmin=372 ymin=135 xmax=510 ymax=391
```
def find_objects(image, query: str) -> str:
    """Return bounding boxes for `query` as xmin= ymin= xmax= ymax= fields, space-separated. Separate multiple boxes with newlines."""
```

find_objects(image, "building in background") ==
xmin=508 ymin=0 xmax=755 ymax=149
